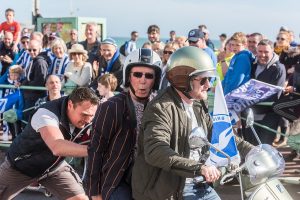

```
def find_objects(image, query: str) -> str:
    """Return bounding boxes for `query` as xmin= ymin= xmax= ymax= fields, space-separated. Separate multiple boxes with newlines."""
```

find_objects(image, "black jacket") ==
xmin=279 ymin=51 xmax=300 ymax=92
xmin=22 ymin=52 xmax=51 ymax=101
xmin=79 ymin=39 xmax=101 ymax=64
xmin=86 ymin=92 xmax=136 ymax=200
xmin=0 ymin=42 xmax=15 ymax=75
xmin=251 ymin=54 xmax=286 ymax=114
xmin=7 ymin=97 xmax=85 ymax=177
xmin=90 ymin=55 xmax=123 ymax=92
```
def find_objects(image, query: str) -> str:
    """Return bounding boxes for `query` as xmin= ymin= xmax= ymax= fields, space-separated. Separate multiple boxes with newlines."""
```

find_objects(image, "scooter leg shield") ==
xmin=248 ymin=178 xmax=293 ymax=200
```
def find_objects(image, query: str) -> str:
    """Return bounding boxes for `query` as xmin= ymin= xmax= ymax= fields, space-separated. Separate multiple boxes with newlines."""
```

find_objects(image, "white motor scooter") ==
xmin=190 ymin=109 xmax=294 ymax=199
xmin=221 ymin=109 xmax=293 ymax=200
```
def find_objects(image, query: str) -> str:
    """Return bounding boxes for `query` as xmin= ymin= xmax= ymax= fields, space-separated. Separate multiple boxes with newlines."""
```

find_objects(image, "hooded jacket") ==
xmin=22 ymin=52 xmax=51 ymax=100
xmin=251 ymin=52 xmax=286 ymax=115
xmin=222 ymin=50 xmax=255 ymax=95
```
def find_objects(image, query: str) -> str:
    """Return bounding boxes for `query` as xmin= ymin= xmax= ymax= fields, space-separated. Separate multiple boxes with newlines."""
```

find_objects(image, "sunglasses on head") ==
xmin=276 ymin=37 xmax=286 ymax=41
xmin=163 ymin=50 xmax=173 ymax=55
xmin=194 ymin=77 xmax=212 ymax=85
xmin=28 ymin=48 xmax=38 ymax=52
xmin=131 ymin=72 xmax=154 ymax=79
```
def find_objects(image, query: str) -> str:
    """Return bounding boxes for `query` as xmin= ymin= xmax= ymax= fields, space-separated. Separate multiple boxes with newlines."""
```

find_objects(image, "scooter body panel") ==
xmin=247 ymin=178 xmax=293 ymax=200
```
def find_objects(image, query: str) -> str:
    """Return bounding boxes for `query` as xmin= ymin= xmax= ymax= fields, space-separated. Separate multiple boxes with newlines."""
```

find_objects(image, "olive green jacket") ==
xmin=132 ymin=86 xmax=252 ymax=200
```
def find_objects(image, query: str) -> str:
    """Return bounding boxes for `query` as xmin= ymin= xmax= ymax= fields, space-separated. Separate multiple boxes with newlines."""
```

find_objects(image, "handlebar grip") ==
xmin=220 ymin=173 xmax=235 ymax=185
xmin=193 ymin=176 xmax=205 ymax=183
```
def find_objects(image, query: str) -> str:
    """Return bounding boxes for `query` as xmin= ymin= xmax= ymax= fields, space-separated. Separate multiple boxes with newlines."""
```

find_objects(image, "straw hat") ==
xmin=68 ymin=44 xmax=88 ymax=57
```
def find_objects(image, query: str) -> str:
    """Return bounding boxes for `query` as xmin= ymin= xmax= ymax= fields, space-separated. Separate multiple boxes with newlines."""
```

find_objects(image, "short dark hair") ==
xmin=5 ymin=8 xmax=15 ymax=14
xmin=68 ymin=87 xmax=99 ymax=107
xmin=249 ymin=32 xmax=263 ymax=41
xmin=147 ymin=25 xmax=160 ymax=34
xmin=198 ymin=24 xmax=207 ymax=29
xmin=258 ymin=39 xmax=274 ymax=49
xmin=131 ymin=31 xmax=138 ymax=35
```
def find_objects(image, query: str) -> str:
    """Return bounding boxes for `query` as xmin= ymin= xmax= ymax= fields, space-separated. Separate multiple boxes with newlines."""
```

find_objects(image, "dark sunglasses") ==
xmin=194 ymin=77 xmax=212 ymax=85
xmin=188 ymin=40 xmax=198 ymax=44
xmin=21 ymin=40 xmax=29 ymax=44
xmin=72 ymin=53 xmax=82 ymax=56
xmin=28 ymin=48 xmax=38 ymax=52
xmin=131 ymin=72 xmax=154 ymax=79
xmin=276 ymin=37 xmax=286 ymax=41
xmin=163 ymin=50 xmax=173 ymax=55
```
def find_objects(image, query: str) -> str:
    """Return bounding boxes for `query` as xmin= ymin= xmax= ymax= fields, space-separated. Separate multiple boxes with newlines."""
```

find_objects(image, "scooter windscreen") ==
xmin=245 ymin=144 xmax=285 ymax=185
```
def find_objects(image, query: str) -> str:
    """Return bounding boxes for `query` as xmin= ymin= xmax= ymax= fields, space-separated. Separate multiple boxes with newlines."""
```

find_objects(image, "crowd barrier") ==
xmin=0 ymin=84 xmax=297 ymax=143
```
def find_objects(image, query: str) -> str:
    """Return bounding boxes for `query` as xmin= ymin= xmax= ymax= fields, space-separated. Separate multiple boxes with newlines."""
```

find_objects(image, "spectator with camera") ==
xmin=0 ymin=32 xmax=16 ymax=75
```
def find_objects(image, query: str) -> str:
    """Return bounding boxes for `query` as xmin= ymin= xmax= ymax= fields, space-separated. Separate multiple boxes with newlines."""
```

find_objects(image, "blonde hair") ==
xmin=51 ymin=38 xmax=67 ymax=54
xmin=231 ymin=32 xmax=247 ymax=45
xmin=98 ymin=73 xmax=118 ymax=91
xmin=164 ymin=42 xmax=179 ymax=51
xmin=278 ymin=31 xmax=291 ymax=43
xmin=9 ymin=65 xmax=23 ymax=75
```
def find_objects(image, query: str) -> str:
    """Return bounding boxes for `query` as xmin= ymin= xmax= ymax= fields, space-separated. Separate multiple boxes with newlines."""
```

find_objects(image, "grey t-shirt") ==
xmin=31 ymin=108 xmax=75 ymax=134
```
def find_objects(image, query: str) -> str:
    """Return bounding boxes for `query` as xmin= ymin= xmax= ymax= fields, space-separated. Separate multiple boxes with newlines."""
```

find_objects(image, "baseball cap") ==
xmin=101 ymin=38 xmax=117 ymax=47
xmin=21 ymin=33 xmax=30 ymax=39
xmin=187 ymin=29 xmax=205 ymax=42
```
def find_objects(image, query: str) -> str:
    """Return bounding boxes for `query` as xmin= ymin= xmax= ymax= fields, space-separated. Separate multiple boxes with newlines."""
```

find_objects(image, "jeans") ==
xmin=109 ymin=179 xmax=132 ymax=200
xmin=183 ymin=182 xmax=221 ymax=200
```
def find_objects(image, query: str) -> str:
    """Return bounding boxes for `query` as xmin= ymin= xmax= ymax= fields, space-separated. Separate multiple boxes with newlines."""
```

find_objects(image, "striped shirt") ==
xmin=48 ymin=54 xmax=69 ymax=76
xmin=86 ymin=92 xmax=138 ymax=200
xmin=16 ymin=49 xmax=32 ymax=70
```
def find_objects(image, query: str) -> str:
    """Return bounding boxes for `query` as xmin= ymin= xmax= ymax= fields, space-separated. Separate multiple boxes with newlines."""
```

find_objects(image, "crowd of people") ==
xmin=0 ymin=7 xmax=299 ymax=200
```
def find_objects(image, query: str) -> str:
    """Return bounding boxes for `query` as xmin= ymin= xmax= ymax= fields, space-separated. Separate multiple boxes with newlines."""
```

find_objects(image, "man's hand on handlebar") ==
xmin=200 ymin=165 xmax=221 ymax=183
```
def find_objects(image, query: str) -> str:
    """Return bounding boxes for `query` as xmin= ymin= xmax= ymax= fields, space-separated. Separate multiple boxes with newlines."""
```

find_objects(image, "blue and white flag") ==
xmin=225 ymin=79 xmax=282 ymax=115
xmin=0 ymin=90 xmax=24 ymax=119
xmin=206 ymin=78 xmax=240 ymax=167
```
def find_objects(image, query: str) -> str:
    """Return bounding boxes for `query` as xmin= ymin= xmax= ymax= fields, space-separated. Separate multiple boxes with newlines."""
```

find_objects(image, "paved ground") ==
xmin=1 ymin=143 xmax=299 ymax=199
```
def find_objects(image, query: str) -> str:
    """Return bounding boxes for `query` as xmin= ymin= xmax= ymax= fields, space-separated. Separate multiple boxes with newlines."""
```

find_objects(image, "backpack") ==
xmin=119 ymin=41 xmax=129 ymax=56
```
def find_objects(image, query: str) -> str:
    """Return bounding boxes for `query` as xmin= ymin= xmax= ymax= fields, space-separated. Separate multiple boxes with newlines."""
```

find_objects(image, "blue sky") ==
xmin=1 ymin=0 xmax=300 ymax=41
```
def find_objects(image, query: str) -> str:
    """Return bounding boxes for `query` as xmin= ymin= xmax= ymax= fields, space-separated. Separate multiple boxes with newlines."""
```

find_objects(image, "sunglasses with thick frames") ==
xmin=188 ymin=40 xmax=198 ymax=44
xmin=131 ymin=72 xmax=154 ymax=79
xmin=28 ymin=48 xmax=38 ymax=52
xmin=276 ymin=37 xmax=286 ymax=41
xmin=72 ymin=52 xmax=83 ymax=56
xmin=163 ymin=50 xmax=174 ymax=55
xmin=194 ymin=77 xmax=212 ymax=85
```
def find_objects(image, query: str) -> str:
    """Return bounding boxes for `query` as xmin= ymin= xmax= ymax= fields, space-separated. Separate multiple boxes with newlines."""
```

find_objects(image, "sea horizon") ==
xmin=111 ymin=36 xmax=221 ymax=50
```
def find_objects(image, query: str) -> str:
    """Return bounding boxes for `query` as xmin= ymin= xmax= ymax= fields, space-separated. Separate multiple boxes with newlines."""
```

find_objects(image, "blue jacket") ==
xmin=222 ymin=50 xmax=255 ymax=95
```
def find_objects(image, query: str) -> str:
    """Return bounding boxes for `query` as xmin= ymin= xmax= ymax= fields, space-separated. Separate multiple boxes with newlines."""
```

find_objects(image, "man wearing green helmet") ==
xmin=131 ymin=46 xmax=252 ymax=200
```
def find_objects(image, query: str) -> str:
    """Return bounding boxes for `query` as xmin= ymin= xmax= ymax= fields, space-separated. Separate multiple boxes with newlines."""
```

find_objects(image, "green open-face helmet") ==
xmin=166 ymin=46 xmax=215 ymax=93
